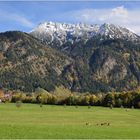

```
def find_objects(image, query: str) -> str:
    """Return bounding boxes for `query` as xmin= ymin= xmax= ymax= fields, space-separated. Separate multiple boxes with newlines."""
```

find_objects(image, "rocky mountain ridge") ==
xmin=31 ymin=22 xmax=140 ymax=48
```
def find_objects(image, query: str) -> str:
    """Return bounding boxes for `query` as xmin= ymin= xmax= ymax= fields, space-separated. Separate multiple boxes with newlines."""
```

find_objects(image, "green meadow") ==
xmin=0 ymin=103 xmax=140 ymax=139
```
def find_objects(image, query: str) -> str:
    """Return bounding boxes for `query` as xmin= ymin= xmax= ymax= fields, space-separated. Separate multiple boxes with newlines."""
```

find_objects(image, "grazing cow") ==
xmin=86 ymin=122 xmax=89 ymax=126
xmin=99 ymin=122 xmax=111 ymax=126
xmin=101 ymin=123 xmax=104 ymax=126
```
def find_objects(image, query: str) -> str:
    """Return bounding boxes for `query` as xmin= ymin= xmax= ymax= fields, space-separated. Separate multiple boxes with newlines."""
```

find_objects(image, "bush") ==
xmin=16 ymin=101 xmax=22 ymax=108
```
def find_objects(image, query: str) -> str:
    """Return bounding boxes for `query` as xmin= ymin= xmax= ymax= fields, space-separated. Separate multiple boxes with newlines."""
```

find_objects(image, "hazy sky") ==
xmin=0 ymin=1 xmax=140 ymax=34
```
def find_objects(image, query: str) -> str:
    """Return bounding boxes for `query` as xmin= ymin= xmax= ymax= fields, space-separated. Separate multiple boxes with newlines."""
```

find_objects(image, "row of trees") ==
xmin=10 ymin=88 xmax=140 ymax=108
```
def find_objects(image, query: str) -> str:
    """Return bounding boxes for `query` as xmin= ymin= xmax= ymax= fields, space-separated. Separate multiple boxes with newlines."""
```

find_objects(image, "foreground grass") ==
xmin=0 ymin=103 xmax=140 ymax=139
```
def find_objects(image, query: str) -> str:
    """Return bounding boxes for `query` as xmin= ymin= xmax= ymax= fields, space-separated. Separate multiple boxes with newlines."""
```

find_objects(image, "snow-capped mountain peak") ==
xmin=30 ymin=21 xmax=140 ymax=46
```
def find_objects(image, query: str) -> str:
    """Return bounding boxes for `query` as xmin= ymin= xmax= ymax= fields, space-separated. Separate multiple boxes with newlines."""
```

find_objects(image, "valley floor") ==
xmin=0 ymin=103 xmax=140 ymax=139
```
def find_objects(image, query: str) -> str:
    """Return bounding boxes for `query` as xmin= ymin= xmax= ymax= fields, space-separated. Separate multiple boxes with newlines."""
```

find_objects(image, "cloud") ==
xmin=61 ymin=6 xmax=140 ymax=34
xmin=0 ymin=10 xmax=34 ymax=28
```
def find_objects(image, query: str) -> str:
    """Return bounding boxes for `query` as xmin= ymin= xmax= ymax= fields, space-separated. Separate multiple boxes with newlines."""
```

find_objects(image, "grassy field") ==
xmin=0 ymin=103 xmax=140 ymax=139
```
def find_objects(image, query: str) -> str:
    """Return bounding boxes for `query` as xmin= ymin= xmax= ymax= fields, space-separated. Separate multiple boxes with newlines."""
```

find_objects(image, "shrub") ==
xmin=16 ymin=101 xmax=22 ymax=108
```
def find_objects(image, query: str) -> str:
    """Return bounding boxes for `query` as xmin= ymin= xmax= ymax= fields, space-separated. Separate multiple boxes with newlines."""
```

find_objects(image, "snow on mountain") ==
xmin=30 ymin=21 xmax=140 ymax=46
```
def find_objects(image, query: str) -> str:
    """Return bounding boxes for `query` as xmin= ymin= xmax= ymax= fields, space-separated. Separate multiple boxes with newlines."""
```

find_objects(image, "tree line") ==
xmin=8 ymin=88 xmax=140 ymax=108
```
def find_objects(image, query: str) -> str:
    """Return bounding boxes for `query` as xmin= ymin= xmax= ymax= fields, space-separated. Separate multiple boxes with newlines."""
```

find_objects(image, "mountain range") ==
xmin=0 ymin=22 xmax=140 ymax=93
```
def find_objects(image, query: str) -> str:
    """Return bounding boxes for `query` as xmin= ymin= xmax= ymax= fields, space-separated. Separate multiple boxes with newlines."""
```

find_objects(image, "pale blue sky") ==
xmin=0 ymin=1 xmax=140 ymax=34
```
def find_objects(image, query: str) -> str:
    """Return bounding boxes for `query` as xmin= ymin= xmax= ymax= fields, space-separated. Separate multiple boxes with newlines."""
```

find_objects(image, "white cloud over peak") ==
xmin=63 ymin=6 xmax=140 ymax=34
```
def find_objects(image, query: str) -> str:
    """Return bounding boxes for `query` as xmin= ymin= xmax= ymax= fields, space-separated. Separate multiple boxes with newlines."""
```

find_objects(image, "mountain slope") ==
xmin=59 ymin=37 xmax=140 ymax=92
xmin=0 ymin=31 xmax=72 ymax=91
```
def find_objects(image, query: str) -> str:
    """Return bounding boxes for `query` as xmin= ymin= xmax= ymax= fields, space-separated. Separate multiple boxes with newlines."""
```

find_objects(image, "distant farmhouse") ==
xmin=0 ymin=89 xmax=12 ymax=103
